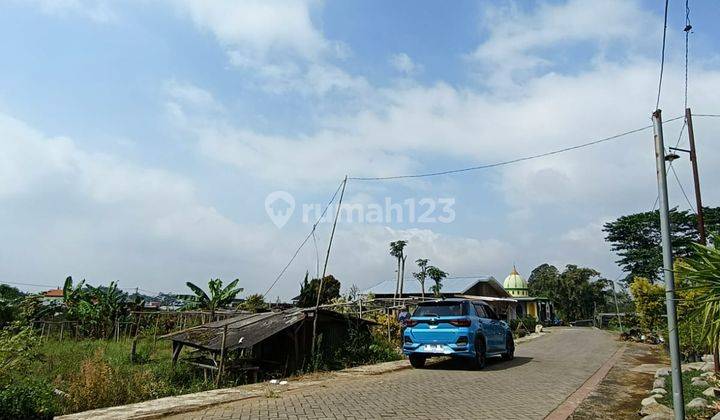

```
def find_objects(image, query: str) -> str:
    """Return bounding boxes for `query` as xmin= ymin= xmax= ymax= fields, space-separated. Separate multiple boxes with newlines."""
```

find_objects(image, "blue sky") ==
xmin=1 ymin=0 xmax=719 ymax=300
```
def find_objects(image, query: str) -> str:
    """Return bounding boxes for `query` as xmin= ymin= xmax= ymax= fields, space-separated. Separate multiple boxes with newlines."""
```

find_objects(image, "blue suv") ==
xmin=402 ymin=299 xmax=514 ymax=369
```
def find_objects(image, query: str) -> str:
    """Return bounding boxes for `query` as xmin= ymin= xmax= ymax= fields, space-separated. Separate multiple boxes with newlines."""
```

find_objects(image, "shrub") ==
xmin=629 ymin=277 xmax=665 ymax=332
xmin=0 ymin=379 xmax=57 ymax=419
xmin=510 ymin=316 xmax=538 ymax=333
xmin=63 ymin=348 xmax=164 ymax=414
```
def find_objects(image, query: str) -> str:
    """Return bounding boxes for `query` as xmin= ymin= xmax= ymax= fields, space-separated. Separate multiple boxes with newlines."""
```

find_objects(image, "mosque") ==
xmin=503 ymin=266 xmax=555 ymax=323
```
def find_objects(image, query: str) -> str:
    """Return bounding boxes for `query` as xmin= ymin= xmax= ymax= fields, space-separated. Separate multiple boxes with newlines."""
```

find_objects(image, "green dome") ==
xmin=503 ymin=267 xmax=529 ymax=297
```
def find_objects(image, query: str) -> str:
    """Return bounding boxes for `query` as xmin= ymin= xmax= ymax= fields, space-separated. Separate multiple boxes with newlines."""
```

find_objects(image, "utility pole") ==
xmin=311 ymin=176 xmax=348 ymax=357
xmin=652 ymin=109 xmax=685 ymax=419
xmin=684 ymin=108 xmax=718 ymax=372
xmin=611 ymin=279 xmax=623 ymax=333
xmin=685 ymin=108 xmax=707 ymax=244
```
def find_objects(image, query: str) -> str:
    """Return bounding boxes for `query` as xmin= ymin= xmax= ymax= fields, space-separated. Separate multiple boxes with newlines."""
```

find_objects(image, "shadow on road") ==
xmin=424 ymin=356 xmax=533 ymax=371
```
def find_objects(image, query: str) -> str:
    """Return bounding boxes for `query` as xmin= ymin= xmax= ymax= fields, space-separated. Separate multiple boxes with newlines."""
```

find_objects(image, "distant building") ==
xmin=40 ymin=288 xmax=64 ymax=303
xmin=502 ymin=267 xmax=554 ymax=323
xmin=360 ymin=276 xmax=517 ymax=319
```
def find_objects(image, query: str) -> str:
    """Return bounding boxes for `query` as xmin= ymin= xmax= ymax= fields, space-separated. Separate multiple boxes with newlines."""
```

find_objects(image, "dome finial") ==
xmin=511 ymin=264 xmax=518 ymax=276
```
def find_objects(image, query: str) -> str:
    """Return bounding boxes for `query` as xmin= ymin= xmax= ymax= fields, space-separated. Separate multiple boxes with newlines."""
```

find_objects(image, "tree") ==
xmin=389 ymin=240 xmax=408 ymax=299
xmin=185 ymin=278 xmax=243 ymax=319
xmin=241 ymin=294 xmax=268 ymax=313
xmin=527 ymin=264 xmax=609 ymax=321
xmin=629 ymin=277 xmax=666 ymax=332
xmin=296 ymin=273 xmax=341 ymax=308
xmin=413 ymin=259 xmax=429 ymax=299
xmin=0 ymin=285 xmax=22 ymax=301
xmin=677 ymin=237 xmax=720 ymax=372
xmin=426 ymin=266 xmax=447 ymax=298
xmin=528 ymin=264 xmax=560 ymax=298
xmin=603 ymin=207 xmax=720 ymax=284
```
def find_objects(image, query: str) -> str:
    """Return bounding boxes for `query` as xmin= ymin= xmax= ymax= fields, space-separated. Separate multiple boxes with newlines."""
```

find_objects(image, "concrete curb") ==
xmin=57 ymin=330 xmax=549 ymax=419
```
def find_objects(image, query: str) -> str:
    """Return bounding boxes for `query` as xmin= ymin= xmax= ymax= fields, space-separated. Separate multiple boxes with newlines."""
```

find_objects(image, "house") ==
xmin=40 ymin=288 xmax=64 ymax=303
xmin=360 ymin=276 xmax=518 ymax=319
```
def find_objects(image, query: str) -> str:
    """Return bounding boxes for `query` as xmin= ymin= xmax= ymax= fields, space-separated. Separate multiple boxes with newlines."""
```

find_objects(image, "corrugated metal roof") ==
xmin=361 ymin=276 xmax=495 ymax=296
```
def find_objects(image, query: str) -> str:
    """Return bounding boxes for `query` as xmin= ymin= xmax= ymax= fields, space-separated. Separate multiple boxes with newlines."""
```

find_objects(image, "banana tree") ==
xmin=185 ymin=279 xmax=243 ymax=320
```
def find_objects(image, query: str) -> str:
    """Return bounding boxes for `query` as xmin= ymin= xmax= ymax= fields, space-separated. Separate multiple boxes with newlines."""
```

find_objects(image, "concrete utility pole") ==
xmin=652 ymin=109 xmax=685 ymax=419
xmin=610 ymin=279 xmax=623 ymax=333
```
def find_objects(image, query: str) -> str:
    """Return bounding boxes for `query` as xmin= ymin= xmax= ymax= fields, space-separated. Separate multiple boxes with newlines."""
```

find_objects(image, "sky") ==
xmin=1 ymin=0 xmax=719 ymax=301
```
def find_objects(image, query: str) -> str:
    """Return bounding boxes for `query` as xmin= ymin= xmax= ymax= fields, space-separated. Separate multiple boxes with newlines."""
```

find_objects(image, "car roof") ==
xmin=417 ymin=298 xmax=489 ymax=305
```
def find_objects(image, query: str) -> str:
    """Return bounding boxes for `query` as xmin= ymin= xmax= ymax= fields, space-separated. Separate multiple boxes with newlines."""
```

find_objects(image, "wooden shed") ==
xmin=163 ymin=308 xmax=375 ymax=383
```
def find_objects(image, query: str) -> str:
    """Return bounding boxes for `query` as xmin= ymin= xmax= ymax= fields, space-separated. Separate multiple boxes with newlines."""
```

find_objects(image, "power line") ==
xmin=655 ymin=0 xmax=670 ymax=110
xmin=669 ymin=163 xmax=697 ymax=214
xmin=0 ymin=281 xmax=57 ymax=289
xmin=263 ymin=179 xmax=346 ymax=297
xmin=349 ymin=116 xmax=684 ymax=181
xmin=693 ymin=114 xmax=720 ymax=117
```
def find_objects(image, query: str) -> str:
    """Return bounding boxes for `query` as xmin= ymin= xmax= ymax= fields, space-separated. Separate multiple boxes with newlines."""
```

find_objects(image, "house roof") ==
xmin=42 ymin=288 xmax=63 ymax=298
xmin=361 ymin=276 xmax=507 ymax=297
xmin=164 ymin=309 xmax=376 ymax=353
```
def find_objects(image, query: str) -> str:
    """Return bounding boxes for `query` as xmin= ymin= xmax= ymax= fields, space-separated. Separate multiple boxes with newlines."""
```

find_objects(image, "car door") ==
xmin=472 ymin=303 xmax=498 ymax=351
xmin=482 ymin=303 xmax=505 ymax=351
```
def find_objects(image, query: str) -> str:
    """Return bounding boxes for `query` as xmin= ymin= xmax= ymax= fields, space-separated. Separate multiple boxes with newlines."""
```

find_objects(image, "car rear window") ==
xmin=413 ymin=302 xmax=464 ymax=317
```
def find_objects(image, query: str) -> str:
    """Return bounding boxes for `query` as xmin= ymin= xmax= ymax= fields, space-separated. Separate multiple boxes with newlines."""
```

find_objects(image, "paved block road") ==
xmin=169 ymin=328 xmax=619 ymax=420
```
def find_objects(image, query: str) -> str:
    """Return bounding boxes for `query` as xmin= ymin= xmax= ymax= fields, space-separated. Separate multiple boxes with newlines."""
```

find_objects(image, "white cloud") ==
xmin=389 ymin=53 xmax=422 ymax=76
xmin=468 ymin=0 xmax=656 ymax=88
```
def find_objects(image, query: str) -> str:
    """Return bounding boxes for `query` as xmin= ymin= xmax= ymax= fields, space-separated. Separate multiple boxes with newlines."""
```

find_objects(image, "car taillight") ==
xmin=450 ymin=318 xmax=471 ymax=327
xmin=406 ymin=319 xmax=418 ymax=327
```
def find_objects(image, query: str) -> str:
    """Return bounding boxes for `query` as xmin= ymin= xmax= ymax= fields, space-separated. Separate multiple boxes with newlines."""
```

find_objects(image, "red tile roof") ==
xmin=42 ymin=288 xmax=64 ymax=298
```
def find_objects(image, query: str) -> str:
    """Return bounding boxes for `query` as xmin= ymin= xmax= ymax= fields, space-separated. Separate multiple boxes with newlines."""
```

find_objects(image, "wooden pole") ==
xmin=311 ymin=176 xmax=348 ymax=357
xmin=686 ymin=108 xmax=719 ymax=373
xmin=215 ymin=325 xmax=228 ymax=387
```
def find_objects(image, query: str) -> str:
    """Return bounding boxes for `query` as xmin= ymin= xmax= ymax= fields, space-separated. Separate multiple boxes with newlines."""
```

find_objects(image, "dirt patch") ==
xmin=569 ymin=339 xmax=665 ymax=419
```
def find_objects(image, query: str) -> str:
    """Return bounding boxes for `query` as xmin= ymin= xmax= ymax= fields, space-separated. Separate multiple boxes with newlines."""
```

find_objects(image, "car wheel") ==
xmin=502 ymin=334 xmax=515 ymax=361
xmin=409 ymin=354 xmax=426 ymax=368
xmin=474 ymin=338 xmax=486 ymax=370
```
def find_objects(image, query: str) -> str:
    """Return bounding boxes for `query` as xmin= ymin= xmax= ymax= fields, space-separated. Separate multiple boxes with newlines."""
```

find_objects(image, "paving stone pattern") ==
xmin=169 ymin=328 xmax=619 ymax=420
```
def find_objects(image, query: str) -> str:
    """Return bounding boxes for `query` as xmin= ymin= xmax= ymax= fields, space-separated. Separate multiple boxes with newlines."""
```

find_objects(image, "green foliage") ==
xmin=0 ymin=284 xmax=23 ymax=300
xmin=658 ymin=369 xmax=718 ymax=413
xmin=426 ymin=266 xmax=448 ymax=298
xmin=240 ymin=294 xmax=268 ymax=313
xmin=629 ymin=277 xmax=665 ymax=332
xmin=0 ymin=379 xmax=57 ymax=419
xmin=603 ymin=207 xmax=720 ymax=284
xmin=184 ymin=278 xmax=243 ymax=318
xmin=0 ymin=327 xmax=39 ymax=378
xmin=527 ymin=264 xmax=609 ymax=321
xmin=509 ymin=316 xmax=538 ymax=333
xmin=413 ymin=259 xmax=429 ymax=298
xmin=0 ymin=284 xmax=24 ymax=328
xmin=296 ymin=273 xmax=341 ymax=308
xmin=676 ymin=237 xmax=720 ymax=351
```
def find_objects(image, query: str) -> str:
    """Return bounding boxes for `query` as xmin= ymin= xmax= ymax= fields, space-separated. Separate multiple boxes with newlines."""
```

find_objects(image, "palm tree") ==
xmin=427 ymin=266 xmax=448 ymax=298
xmin=389 ymin=240 xmax=408 ymax=300
xmin=677 ymin=238 xmax=720 ymax=372
xmin=185 ymin=279 xmax=243 ymax=320
xmin=413 ymin=259 xmax=429 ymax=299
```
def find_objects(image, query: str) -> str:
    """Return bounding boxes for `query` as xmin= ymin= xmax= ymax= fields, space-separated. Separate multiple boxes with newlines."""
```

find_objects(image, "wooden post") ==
xmin=215 ymin=325 xmax=228 ymax=387
xmin=171 ymin=342 xmax=183 ymax=368
xmin=59 ymin=322 xmax=65 ymax=341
